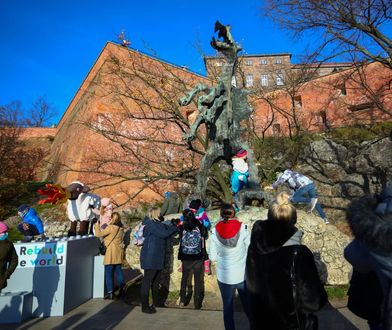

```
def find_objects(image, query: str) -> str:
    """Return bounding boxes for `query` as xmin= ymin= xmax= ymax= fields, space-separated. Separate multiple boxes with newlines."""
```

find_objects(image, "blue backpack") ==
xmin=181 ymin=228 xmax=202 ymax=255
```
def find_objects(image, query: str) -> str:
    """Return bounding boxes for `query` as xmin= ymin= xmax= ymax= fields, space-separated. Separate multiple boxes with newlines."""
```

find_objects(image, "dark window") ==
xmin=338 ymin=83 xmax=346 ymax=96
xmin=294 ymin=95 xmax=302 ymax=108
xmin=349 ymin=102 xmax=375 ymax=112
xmin=273 ymin=123 xmax=281 ymax=135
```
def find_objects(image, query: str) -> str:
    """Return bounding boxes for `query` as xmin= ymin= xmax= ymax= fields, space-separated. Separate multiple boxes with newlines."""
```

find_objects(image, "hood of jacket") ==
xmin=347 ymin=196 xmax=392 ymax=254
xmin=250 ymin=220 xmax=298 ymax=255
xmin=215 ymin=219 xmax=242 ymax=247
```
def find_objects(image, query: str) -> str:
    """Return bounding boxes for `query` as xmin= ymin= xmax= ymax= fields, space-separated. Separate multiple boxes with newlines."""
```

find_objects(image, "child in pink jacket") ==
xmin=93 ymin=198 xmax=114 ymax=229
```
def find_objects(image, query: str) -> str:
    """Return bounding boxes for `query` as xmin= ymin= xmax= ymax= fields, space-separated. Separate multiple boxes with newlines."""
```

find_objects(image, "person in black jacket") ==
xmin=344 ymin=183 xmax=392 ymax=330
xmin=178 ymin=208 xmax=208 ymax=309
xmin=246 ymin=192 xmax=327 ymax=330
xmin=139 ymin=207 xmax=179 ymax=314
xmin=0 ymin=222 xmax=18 ymax=294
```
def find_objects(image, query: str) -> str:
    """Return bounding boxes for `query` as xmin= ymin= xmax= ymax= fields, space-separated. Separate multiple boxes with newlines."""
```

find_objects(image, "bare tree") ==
xmin=264 ymin=0 xmax=392 ymax=68
xmin=0 ymin=101 xmax=46 ymax=183
xmin=26 ymin=96 xmax=56 ymax=127
xmin=56 ymin=45 xmax=235 ymax=204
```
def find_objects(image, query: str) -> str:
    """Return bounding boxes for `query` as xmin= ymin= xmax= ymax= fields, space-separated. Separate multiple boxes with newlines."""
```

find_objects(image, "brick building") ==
xmin=204 ymin=53 xmax=352 ymax=89
xmin=21 ymin=43 xmax=391 ymax=204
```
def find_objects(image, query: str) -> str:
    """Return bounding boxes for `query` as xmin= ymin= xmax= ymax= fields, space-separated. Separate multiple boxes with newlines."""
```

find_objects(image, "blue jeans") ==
xmin=104 ymin=264 xmax=124 ymax=293
xmin=218 ymin=280 xmax=249 ymax=330
xmin=291 ymin=183 xmax=326 ymax=219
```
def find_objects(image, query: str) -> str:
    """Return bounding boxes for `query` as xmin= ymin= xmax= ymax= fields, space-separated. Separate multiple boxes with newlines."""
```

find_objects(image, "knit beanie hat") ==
xmin=0 ymin=221 xmax=8 ymax=234
xmin=17 ymin=204 xmax=30 ymax=217
xmin=101 ymin=197 xmax=111 ymax=207
xmin=189 ymin=199 xmax=202 ymax=211
xmin=235 ymin=149 xmax=248 ymax=158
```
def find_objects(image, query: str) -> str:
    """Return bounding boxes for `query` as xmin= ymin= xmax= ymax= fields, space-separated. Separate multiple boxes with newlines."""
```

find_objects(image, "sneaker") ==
xmin=141 ymin=306 xmax=156 ymax=314
xmin=22 ymin=236 xmax=33 ymax=243
xmin=324 ymin=218 xmax=330 ymax=225
xmin=104 ymin=292 xmax=114 ymax=300
xmin=308 ymin=198 xmax=318 ymax=213
xmin=176 ymin=297 xmax=184 ymax=307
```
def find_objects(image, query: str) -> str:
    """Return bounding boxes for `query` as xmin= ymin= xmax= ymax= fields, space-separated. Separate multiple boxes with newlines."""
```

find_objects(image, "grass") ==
xmin=324 ymin=285 xmax=349 ymax=300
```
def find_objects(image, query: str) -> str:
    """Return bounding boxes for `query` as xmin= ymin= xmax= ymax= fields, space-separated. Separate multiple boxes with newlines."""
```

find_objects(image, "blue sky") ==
xmin=0 ymin=0 xmax=325 ymax=125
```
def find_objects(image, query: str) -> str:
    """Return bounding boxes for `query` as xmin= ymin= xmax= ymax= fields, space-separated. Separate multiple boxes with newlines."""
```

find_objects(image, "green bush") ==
xmin=8 ymin=227 xmax=24 ymax=243
xmin=329 ymin=123 xmax=392 ymax=144
xmin=0 ymin=182 xmax=48 ymax=219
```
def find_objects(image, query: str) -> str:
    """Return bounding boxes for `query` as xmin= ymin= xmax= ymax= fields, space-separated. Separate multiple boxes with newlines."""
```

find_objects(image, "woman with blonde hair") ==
xmin=94 ymin=212 xmax=125 ymax=300
xmin=246 ymin=192 xmax=327 ymax=330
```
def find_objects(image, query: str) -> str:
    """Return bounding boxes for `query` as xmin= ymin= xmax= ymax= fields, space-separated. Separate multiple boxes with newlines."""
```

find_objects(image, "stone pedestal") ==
xmin=4 ymin=235 xmax=101 ymax=318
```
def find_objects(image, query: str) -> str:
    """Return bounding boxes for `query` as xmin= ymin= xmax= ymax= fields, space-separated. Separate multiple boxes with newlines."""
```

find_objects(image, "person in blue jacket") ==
xmin=139 ymin=207 xmax=180 ymax=314
xmin=17 ymin=204 xmax=45 ymax=242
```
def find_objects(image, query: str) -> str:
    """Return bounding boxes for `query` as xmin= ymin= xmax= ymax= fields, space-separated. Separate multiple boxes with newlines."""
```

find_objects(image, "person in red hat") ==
xmin=231 ymin=149 xmax=249 ymax=205
xmin=0 ymin=221 xmax=18 ymax=294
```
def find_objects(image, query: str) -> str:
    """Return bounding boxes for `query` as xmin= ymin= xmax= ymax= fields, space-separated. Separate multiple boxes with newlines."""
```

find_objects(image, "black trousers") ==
xmin=18 ymin=223 xmax=40 ymax=236
xmin=140 ymin=269 xmax=162 ymax=308
xmin=180 ymin=259 xmax=204 ymax=309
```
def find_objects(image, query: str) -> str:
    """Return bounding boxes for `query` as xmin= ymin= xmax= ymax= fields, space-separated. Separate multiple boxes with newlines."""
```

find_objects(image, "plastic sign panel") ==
xmin=17 ymin=241 xmax=67 ymax=268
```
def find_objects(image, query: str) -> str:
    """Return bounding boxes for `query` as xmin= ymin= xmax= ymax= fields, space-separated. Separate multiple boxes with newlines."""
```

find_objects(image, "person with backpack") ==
xmin=246 ymin=192 xmax=327 ymax=330
xmin=178 ymin=208 xmax=208 ymax=309
xmin=140 ymin=207 xmax=179 ymax=314
xmin=189 ymin=199 xmax=212 ymax=274
xmin=208 ymin=204 xmax=250 ymax=330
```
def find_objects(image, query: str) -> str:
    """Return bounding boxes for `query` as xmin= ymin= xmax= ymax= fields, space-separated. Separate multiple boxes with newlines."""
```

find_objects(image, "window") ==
xmin=260 ymin=74 xmax=268 ymax=87
xmin=349 ymin=102 xmax=375 ymax=112
xmin=272 ymin=123 xmax=281 ymax=135
xmin=245 ymin=60 xmax=253 ymax=66
xmin=294 ymin=95 xmax=302 ymax=108
xmin=260 ymin=59 xmax=268 ymax=65
xmin=276 ymin=73 xmax=284 ymax=86
xmin=231 ymin=76 xmax=237 ymax=87
xmin=246 ymin=75 xmax=253 ymax=87
xmin=337 ymin=83 xmax=347 ymax=96
xmin=275 ymin=58 xmax=282 ymax=64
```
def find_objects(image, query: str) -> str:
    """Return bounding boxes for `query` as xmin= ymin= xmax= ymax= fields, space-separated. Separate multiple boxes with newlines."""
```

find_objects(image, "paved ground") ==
xmin=0 ymin=298 xmax=367 ymax=330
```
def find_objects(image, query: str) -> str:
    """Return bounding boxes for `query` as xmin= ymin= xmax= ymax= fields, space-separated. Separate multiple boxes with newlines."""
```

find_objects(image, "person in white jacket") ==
xmin=209 ymin=204 xmax=250 ymax=330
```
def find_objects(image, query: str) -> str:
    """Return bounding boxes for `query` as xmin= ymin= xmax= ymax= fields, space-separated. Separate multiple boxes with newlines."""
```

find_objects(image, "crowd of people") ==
xmin=0 ymin=174 xmax=391 ymax=330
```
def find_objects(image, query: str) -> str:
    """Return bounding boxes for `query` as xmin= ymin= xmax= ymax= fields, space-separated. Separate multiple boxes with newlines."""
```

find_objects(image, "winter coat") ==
xmin=22 ymin=208 xmax=44 ymax=234
xmin=140 ymin=217 xmax=178 ymax=270
xmin=246 ymin=220 xmax=327 ymax=330
xmin=193 ymin=207 xmax=211 ymax=230
xmin=160 ymin=192 xmax=181 ymax=217
xmin=231 ymin=158 xmax=249 ymax=194
xmin=209 ymin=219 xmax=250 ymax=285
xmin=0 ymin=240 xmax=18 ymax=290
xmin=344 ymin=196 xmax=392 ymax=328
xmin=272 ymin=169 xmax=313 ymax=191
xmin=178 ymin=221 xmax=208 ymax=261
xmin=94 ymin=223 xmax=124 ymax=265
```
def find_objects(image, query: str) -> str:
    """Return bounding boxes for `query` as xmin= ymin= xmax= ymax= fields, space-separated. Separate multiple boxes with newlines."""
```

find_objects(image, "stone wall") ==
xmin=39 ymin=206 xmax=351 ymax=296
xmin=299 ymin=136 xmax=392 ymax=223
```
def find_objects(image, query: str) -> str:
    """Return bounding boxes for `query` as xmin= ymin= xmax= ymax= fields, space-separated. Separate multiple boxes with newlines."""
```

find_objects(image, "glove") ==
xmin=238 ymin=175 xmax=245 ymax=181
